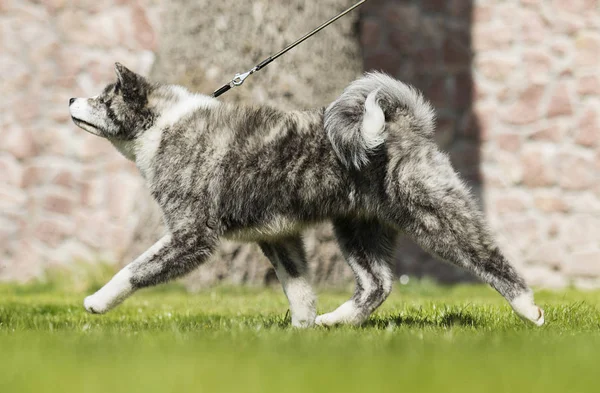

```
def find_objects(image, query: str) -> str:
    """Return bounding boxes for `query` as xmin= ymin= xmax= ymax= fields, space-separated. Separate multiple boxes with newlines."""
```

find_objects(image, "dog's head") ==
xmin=69 ymin=63 xmax=155 ymax=140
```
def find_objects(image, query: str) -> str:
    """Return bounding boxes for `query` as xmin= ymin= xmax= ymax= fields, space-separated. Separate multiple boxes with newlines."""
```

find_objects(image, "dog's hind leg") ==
xmin=84 ymin=229 xmax=217 ymax=314
xmin=386 ymin=155 xmax=544 ymax=326
xmin=259 ymin=236 xmax=317 ymax=328
xmin=316 ymin=217 xmax=396 ymax=326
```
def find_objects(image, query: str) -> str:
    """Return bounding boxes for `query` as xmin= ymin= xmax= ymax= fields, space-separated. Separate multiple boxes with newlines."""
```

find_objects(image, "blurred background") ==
xmin=0 ymin=0 xmax=598 ymax=289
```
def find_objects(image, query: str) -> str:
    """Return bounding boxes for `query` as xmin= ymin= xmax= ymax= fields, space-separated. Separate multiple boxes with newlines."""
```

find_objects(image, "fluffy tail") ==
xmin=324 ymin=72 xmax=436 ymax=168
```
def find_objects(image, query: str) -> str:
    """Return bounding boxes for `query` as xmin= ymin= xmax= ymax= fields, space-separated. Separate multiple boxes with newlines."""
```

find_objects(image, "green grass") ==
xmin=0 ymin=281 xmax=599 ymax=393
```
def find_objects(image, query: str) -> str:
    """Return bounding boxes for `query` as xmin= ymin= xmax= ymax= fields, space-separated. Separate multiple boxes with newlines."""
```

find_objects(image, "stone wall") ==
xmin=361 ymin=0 xmax=600 ymax=288
xmin=1 ymin=0 xmax=599 ymax=288
xmin=0 ymin=0 xmax=161 ymax=281
xmin=0 ymin=0 xmax=358 ymax=286
xmin=139 ymin=0 xmax=362 ymax=288
xmin=475 ymin=0 xmax=600 ymax=288
xmin=362 ymin=0 xmax=482 ymax=283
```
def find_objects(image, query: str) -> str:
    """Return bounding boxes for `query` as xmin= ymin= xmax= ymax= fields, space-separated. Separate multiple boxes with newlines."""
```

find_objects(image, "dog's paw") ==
xmin=84 ymin=294 xmax=110 ymax=314
xmin=315 ymin=312 xmax=345 ymax=327
xmin=530 ymin=307 xmax=545 ymax=327
xmin=315 ymin=301 xmax=366 ymax=327
xmin=516 ymin=306 xmax=545 ymax=326
xmin=315 ymin=312 xmax=365 ymax=326
xmin=290 ymin=308 xmax=316 ymax=328
xmin=291 ymin=317 xmax=315 ymax=328
xmin=511 ymin=293 xmax=545 ymax=326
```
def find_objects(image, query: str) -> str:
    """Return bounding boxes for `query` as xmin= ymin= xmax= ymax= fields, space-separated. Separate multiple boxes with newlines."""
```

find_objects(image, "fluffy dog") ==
xmin=69 ymin=63 xmax=544 ymax=327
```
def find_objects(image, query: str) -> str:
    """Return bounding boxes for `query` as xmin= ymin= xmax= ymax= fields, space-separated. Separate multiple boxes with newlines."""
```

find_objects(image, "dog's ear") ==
xmin=114 ymin=63 xmax=137 ymax=86
xmin=114 ymin=63 xmax=149 ymax=102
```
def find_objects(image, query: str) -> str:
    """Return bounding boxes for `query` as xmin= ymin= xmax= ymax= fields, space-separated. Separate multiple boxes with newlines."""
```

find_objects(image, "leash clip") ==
xmin=231 ymin=67 xmax=257 ymax=87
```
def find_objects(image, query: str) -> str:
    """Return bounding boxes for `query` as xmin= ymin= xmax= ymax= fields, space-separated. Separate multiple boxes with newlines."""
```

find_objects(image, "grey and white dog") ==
xmin=69 ymin=63 xmax=545 ymax=327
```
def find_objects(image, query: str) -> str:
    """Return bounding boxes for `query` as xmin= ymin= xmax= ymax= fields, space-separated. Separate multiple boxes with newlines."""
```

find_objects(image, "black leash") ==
xmin=211 ymin=0 xmax=367 ymax=98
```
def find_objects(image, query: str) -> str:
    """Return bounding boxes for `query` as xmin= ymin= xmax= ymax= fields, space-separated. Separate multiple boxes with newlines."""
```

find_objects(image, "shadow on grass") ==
xmin=366 ymin=310 xmax=480 ymax=329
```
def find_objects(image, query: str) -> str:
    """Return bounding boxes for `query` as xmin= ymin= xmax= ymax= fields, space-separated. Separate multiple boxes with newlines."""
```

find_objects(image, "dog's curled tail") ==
xmin=324 ymin=72 xmax=435 ymax=169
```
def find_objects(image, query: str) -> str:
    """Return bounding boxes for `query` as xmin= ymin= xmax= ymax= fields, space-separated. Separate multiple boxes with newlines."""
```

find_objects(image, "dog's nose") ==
xmin=69 ymin=98 xmax=76 ymax=105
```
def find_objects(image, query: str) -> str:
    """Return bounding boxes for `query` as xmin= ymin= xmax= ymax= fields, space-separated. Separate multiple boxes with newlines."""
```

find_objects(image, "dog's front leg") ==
xmin=84 ymin=230 xmax=217 ymax=314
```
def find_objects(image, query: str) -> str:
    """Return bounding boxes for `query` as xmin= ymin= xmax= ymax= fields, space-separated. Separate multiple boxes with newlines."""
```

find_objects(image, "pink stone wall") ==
xmin=476 ymin=0 xmax=600 ymax=288
xmin=1 ymin=0 xmax=599 ymax=288
xmin=362 ymin=0 xmax=600 ymax=288
xmin=0 ymin=0 xmax=160 ymax=281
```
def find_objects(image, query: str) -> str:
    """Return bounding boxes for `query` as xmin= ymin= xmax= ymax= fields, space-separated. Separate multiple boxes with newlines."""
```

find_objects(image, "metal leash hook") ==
xmin=211 ymin=0 xmax=367 ymax=98
xmin=232 ymin=67 xmax=257 ymax=87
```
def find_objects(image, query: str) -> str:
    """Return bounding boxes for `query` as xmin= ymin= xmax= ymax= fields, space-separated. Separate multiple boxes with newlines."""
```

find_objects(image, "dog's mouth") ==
xmin=71 ymin=117 xmax=102 ymax=136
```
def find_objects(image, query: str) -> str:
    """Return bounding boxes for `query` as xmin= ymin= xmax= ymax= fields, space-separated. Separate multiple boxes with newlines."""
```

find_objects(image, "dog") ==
xmin=68 ymin=63 xmax=544 ymax=327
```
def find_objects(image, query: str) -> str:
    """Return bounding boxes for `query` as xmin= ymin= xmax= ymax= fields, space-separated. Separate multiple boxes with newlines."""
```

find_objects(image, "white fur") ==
xmin=264 ymin=240 xmax=317 ymax=328
xmin=316 ymin=301 xmax=362 ymax=326
xmin=316 ymin=258 xmax=393 ymax=326
xmin=84 ymin=235 xmax=172 ymax=314
xmin=68 ymin=98 xmax=105 ymax=136
xmin=153 ymin=87 xmax=217 ymax=130
xmin=361 ymin=89 xmax=386 ymax=150
xmin=284 ymin=277 xmax=317 ymax=327
xmin=135 ymin=88 xmax=219 ymax=179
xmin=223 ymin=215 xmax=309 ymax=242
xmin=510 ymin=292 xmax=545 ymax=326
xmin=276 ymin=243 xmax=317 ymax=328
xmin=134 ymin=124 xmax=163 ymax=180
xmin=325 ymin=71 xmax=436 ymax=169
xmin=84 ymin=267 xmax=133 ymax=314
xmin=359 ymin=72 xmax=435 ymax=136
xmin=110 ymin=138 xmax=137 ymax=161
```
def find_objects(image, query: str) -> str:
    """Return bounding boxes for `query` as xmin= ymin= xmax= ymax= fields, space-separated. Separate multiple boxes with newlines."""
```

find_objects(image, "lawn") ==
xmin=0 ymin=280 xmax=599 ymax=393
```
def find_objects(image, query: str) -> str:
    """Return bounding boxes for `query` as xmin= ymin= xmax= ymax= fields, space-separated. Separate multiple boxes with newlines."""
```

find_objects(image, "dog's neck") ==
xmin=109 ymin=138 xmax=137 ymax=161
xmin=112 ymin=86 xmax=219 ymax=180
xmin=150 ymin=86 xmax=218 ymax=129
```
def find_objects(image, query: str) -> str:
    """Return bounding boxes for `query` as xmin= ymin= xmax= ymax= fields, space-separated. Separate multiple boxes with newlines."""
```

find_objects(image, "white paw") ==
xmin=315 ymin=301 xmax=366 ymax=326
xmin=315 ymin=312 xmax=342 ymax=327
xmin=83 ymin=268 xmax=134 ymax=314
xmin=532 ymin=307 xmax=545 ymax=326
xmin=284 ymin=279 xmax=317 ymax=328
xmin=84 ymin=294 xmax=110 ymax=314
xmin=291 ymin=317 xmax=315 ymax=328
xmin=511 ymin=292 xmax=545 ymax=326
xmin=291 ymin=309 xmax=316 ymax=328
xmin=515 ymin=306 xmax=545 ymax=326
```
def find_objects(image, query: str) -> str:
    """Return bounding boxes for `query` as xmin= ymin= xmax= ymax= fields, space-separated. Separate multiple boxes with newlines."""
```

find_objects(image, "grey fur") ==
xmin=331 ymin=217 xmax=396 ymax=322
xmin=70 ymin=64 xmax=544 ymax=327
xmin=259 ymin=236 xmax=316 ymax=327
xmin=325 ymin=72 xmax=435 ymax=169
